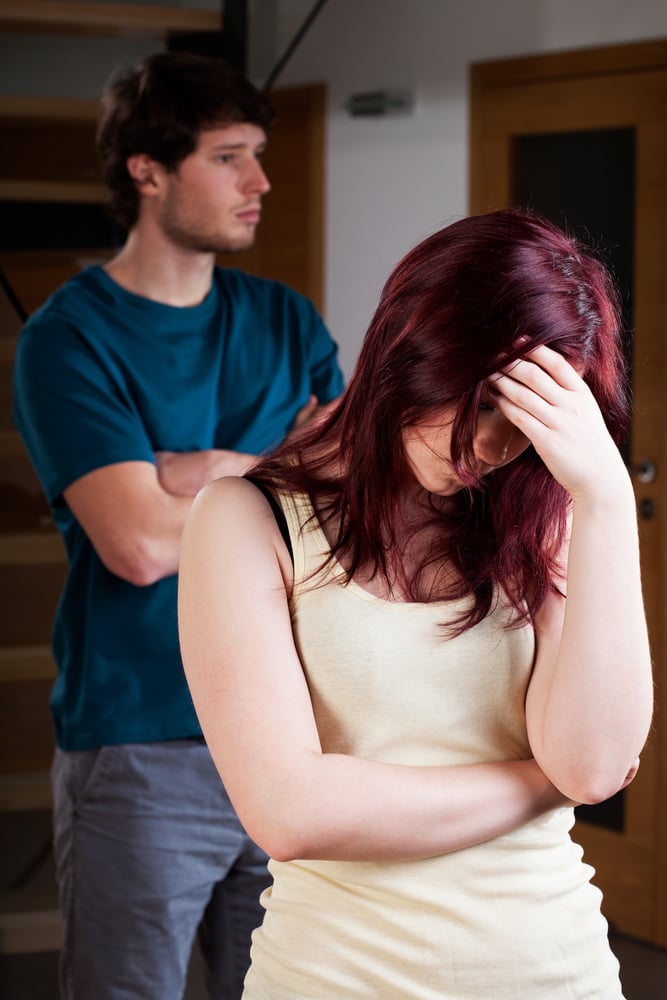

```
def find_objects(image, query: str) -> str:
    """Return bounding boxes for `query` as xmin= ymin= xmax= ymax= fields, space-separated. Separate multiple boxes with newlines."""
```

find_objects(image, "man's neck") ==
xmin=104 ymin=225 xmax=216 ymax=307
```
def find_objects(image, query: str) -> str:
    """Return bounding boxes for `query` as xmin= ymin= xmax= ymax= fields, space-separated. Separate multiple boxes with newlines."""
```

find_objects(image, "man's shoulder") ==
xmin=213 ymin=265 xmax=315 ymax=311
xmin=22 ymin=266 xmax=109 ymax=333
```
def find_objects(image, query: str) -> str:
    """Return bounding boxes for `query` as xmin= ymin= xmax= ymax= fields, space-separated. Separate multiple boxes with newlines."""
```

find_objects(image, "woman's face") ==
xmin=402 ymin=395 xmax=530 ymax=496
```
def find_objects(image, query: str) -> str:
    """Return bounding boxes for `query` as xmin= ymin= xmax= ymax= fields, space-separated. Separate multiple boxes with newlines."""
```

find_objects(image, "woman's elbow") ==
xmin=245 ymin=815 xmax=315 ymax=863
xmin=239 ymin=802 xmax=326 ymax=863
xmin=554 ymin=758 xmax=641 ymax=806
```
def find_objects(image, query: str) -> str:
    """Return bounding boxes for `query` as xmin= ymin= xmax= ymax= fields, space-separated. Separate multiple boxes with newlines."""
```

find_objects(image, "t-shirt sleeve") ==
xmin=13 ymin=313 xmax=156 ymax=505
xmin=300 ymin=299 xmax=345 ymax=403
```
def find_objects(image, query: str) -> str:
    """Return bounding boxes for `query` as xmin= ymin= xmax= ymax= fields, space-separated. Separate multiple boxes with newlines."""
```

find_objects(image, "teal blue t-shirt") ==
xmin=13 ymin=266 xmax=344 ymax=750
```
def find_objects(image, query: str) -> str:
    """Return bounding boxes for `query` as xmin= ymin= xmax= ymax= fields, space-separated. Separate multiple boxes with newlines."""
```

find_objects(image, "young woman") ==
xmin=178 ymin=209 xmax=653 ymax=998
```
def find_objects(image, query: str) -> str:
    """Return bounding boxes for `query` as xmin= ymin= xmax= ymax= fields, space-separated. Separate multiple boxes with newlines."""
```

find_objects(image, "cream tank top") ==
xmin=242 ymin=492 xmax=624 ymax=1000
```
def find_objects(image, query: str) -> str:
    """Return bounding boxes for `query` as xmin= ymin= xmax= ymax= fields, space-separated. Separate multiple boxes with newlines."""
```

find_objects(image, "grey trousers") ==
xmin=51 ymin=739 xmax=270 ymax=1000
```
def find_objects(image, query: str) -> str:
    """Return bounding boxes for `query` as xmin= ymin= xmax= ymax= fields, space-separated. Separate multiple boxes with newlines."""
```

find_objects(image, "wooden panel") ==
xmin=0 ymin=532 xmax=65 ymax=563
xmin=577 ymin=822 xmax=655 ymax=938
xmin=0 ymin=98 xmax=101 ymax=206
xmin=0 ymin=464 xmax=53 ymax=534
xmin=0 ymin=118 xmax=101 ymax=184
xmin=0 ymin=249 xmax=113 ymax=317
xmin=0 ymin=95 xmax=99 ymax=121
xmin=470 ymin=38 xmax=667 ymax=86
xmin=0 ymin=678 xmax=54 ymax=774
xmin=0 ymin=287 xmax=22 ymax=339
xmin=0 ymin=561 xmax=66 ymax=646
xmin=0 ymin=1 xmax=221 ymax=37
xmin=0 ymin=646 xmax=56 ymax=683
xmin=0 ymin=180 xmax=105 ymax=203
xmin=0 ymin=907 xmax=62 ymax=954
xmin=0 ymin=773 xmax=52 ymax=811
xmin=0 ymin=362 xmax=17 ymax=433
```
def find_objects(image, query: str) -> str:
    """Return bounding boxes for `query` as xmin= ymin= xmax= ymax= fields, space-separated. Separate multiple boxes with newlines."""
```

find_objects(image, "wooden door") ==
xmin=229 ymin=83 xmax=326 ymax=311
xmin=470 ymin=39 xmax=667 ymax=946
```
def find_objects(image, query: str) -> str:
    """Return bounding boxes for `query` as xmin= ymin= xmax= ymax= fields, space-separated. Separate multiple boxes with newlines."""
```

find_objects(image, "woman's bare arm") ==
xmin=490 ymin=346 xmax=653 ymax=803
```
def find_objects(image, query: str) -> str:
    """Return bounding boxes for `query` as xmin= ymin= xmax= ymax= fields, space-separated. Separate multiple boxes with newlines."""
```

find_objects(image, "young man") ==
xmin=13 ymin=52 xmax=343 ymax=999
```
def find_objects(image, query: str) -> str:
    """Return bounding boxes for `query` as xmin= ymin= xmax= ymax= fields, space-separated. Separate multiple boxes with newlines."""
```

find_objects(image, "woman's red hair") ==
xmin=252 ymin=208 xmax=629 ymax=633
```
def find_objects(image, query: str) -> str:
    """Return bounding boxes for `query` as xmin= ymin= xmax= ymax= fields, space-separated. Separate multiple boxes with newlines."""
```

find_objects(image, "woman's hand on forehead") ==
xmin=487 ymin=344 xmax=626 ymax=501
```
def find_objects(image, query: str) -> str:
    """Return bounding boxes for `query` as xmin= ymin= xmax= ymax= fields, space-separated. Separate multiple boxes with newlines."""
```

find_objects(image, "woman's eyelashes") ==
xmin=480 ymin=381 xmax=504 ymax=411
xmin=478 ymin=389 xmax=499 ymax=413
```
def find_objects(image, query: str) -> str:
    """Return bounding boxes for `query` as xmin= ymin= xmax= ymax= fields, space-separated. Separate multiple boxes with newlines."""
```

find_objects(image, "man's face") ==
xmin=156 ymin=122 xmax=271 ymax=253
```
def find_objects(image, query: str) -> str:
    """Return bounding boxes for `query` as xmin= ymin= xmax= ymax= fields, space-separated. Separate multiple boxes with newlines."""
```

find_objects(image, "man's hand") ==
xmin=157 ymin=397 xmax=340 ymax=498
xmin=290 ymin=395 xmax=339 ymax=433
xmin=292 ymin=394 xmax=320 ymax=429
xmin=155 ymin=449 xmax=256 ymax=497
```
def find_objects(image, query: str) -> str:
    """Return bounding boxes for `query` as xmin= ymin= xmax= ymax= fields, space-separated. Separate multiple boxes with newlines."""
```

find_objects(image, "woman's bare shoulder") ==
xmin=186 ymin=475 xmax=293 ymax=587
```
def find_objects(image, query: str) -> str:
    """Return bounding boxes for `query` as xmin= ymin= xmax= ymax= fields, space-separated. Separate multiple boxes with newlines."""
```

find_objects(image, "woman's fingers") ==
xmin=489 ymin=344 xmax=595 ymax=430
xmin=508 ymin=344 xmax=583 ymax=387
xmin=486 ymin=345 xmax=625 ymax=499
xmin=487 ymin=372 xmax=555 ymax=429
xmin=490 ymin=346 xmax=580 ymax=410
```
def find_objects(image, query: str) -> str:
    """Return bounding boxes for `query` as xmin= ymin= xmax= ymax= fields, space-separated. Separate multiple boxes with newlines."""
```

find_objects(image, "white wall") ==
xmin=277 ymin=0 xmax=667 ymax=377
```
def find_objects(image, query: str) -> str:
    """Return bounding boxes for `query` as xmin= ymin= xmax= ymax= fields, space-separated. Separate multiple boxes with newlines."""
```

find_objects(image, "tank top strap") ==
xmin=276 ymin=490 xmax=344 ymax=599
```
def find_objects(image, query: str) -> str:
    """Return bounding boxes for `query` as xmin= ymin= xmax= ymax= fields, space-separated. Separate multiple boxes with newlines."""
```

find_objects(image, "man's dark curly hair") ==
xmin=96 ymin=51 xmax=275 ymax=230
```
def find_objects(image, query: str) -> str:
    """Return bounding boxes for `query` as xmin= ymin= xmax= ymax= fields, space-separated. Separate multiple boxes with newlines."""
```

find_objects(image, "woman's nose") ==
xmin=474 ymin=416 xmax=526 ymax=467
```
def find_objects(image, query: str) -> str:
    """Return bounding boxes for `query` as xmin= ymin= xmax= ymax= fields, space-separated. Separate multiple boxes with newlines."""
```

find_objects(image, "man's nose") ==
xmin=243 ymin=159 xmax=271 ymax=194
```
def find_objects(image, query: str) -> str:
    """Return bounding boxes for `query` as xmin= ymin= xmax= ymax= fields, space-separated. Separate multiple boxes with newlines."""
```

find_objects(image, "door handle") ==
xmin=630 ymin=458 xmax=656 ymax=484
